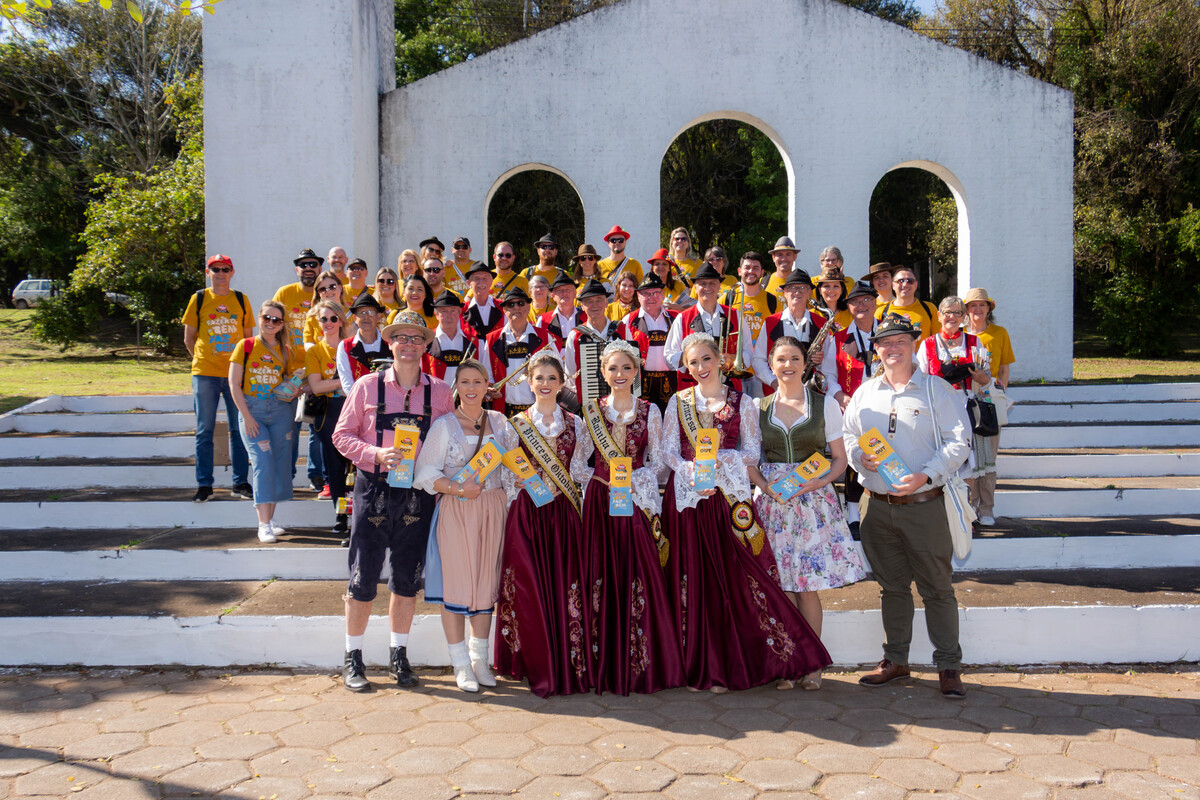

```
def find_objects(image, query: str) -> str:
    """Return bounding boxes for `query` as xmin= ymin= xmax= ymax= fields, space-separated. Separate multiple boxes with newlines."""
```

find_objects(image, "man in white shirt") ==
xmin=663 ymin=262 xmax=752 ymax=392
xmin=461 ymin=262 xmax=502 ymax=339
xmin=564 ymin=279 xmax=621 ymax=405
xmin=426 ymin=291 xmax=473 ymax=384
xmin=479 ymin=288 xmax=559 ymax=416
xmin=751 ymin=268 xmax=836 ymax=391
xmin=618 ymin=272 xmax=677 ymax=410
xmin=542 ymin=272 xmax=584 ymax=344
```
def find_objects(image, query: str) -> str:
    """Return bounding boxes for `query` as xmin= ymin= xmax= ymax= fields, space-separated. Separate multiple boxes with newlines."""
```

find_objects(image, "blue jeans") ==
xmin=289 ymin=421 xmax=327 ymax=483
xmin=240 ymin=395 xmax=296 ymax=505
xmin=193 ymin=375 xmax=249 ymax=487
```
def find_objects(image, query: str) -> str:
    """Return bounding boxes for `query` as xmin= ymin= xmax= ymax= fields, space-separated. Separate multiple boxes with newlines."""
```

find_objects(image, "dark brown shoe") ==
xmin=858 ymin=659 xmax=910 ymax=686
xmin=939 ymin=669 xmax=967 ymax=698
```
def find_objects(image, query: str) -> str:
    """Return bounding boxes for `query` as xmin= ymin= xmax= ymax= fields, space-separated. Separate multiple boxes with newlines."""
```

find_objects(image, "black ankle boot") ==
xmin=332 ymin=514 xmax=349 ymax=536
xmin=389 ymin=645 xmax=419 ymax=688
xmin=343 ymin=649 xmax=370 ymax=692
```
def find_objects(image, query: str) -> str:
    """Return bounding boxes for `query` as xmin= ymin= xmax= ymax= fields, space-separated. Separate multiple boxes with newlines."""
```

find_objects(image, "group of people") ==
xmin=183 ymin=225 xmax=1016 ymax=699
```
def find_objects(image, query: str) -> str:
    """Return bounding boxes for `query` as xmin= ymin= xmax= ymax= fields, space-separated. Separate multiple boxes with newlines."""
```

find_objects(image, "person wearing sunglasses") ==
xmin=875 ymin=265 xmax=940 ymax=341
xmin=304 ymin=271 xmax=350 ymax=347
xmin=229 ymin=301 xmax=303 ymax=544
xmin=306 ymin=299 xmax=353 ymax=537
xmin=488 ymin=241 xmax=527 ymax=301
xmin=520 ymin=232 xmax=568 ymax=286
xmin=332 ymin=311 xmax=455 ymax=692
xmin=598 ymin=225 xmax=644 ymax=285
xmin=183 ymin=254 xmax=254 ymax=504
xmin=372 ymin=267 xmax=402 ymax=315
xmin=420 ymin=256 xmax=455 ymax=300
xmin=344 ymin=258 xmax=372 ymax=303
xmin=570 ymin=243 xmax=613 ymax=300
xmin=272 ymin=247 xmax=326 ymax=492
xmin=444 ymin=236 xmax=473 ymax=297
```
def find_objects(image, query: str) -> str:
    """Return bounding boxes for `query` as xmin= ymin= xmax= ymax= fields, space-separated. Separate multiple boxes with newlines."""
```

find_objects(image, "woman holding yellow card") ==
xmin=493 ymin=351 xmax=597 ymax=697
xmin=661 ymin=332 xmax=830 ymax=692
xmin=749 ymin=336 xmax=866 ymax=691
xmin=414 ymin=359 xmax=518 ymax=693
xmin=581 ymin=340 xmax=684 ymax=695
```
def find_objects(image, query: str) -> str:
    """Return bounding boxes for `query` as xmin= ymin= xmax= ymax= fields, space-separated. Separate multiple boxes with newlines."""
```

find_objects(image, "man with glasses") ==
xmin=765 ymin=236 xmax=801 ymax=299
xmin=489 ymin=240 xmax=527 ymax=300
xmin=327 ymin=246 xmax=349 ymax=286
xmin=617 ymin=273 xmax=678 ymax=411
xmin=842 ymin=314 xmax=970 ymax=698
xmin=445 ymin=236 xmax=473 ymax=297
xmin=478 ymin=287 xmax=557 ymax=416
xmin=598 ymin=225 xmax=644 ymax=284
xmin=521 ymin=232 xmax=568 ymax=285
xmin=333 ymin=311 xmax=455 ymax=691
xmin=420 ymin=257 xmax=455 ymax=301
xmin=273 ymin=248 xmax=325 ymax=490
xmin=876 ymin=265 xmax=940 ymax=341
xmin=336 ymin=294 xmax=389 ymax=395
xmin=183 ymin=254 xmax=253 ymax=503
xmin=344 ymin=258 xmax=372 ymax=302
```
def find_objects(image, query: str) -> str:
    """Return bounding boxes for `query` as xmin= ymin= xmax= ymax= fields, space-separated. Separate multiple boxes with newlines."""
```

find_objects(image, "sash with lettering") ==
xmin=677 ymin=387 xmax=765 ymax=555
xmin=512 ymin=412 xmax=582 ymax=516
xmin=583 ymin=398 xmax=668 ymax=566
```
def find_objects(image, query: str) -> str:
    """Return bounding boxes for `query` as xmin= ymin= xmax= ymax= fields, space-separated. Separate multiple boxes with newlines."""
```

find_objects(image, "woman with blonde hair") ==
xmin=397 ymin=249 xmax=423 ymax=279
xmin=669 ymin=227 xmax=700 ymax=278
xmin=963 ymin=288 xmax=1014 ymax=526
xmin=229 ymin=300 xmax=302 ymax=543
xmin=305 ymin=271 xmax=351 ymax=346
xmin=372 ymin=267 xmax=402 ymax=314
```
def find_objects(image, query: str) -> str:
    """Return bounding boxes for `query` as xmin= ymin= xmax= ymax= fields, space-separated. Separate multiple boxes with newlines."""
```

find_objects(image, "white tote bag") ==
xmin=926 ymin=377 xmax=976 ymax=559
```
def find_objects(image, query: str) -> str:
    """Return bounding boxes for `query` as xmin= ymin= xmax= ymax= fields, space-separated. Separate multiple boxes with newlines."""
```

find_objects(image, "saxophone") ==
xmin=801 ymin=314 xmax=839 ymax=393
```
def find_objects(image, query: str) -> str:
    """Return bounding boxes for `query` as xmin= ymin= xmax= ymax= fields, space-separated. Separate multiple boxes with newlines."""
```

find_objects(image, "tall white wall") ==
xmin=203 ymin=0 xmax=393 ymax=308
xmin=379 ymin=0 xmax=1074 ymax=380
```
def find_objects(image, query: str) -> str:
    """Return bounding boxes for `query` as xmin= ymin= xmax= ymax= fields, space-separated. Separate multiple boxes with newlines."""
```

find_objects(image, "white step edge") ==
xmin=1001 ymin=425 xmax=1200 ymax=449
xmin=1009 ymin=402 xmax=1200 ymax=425
xmin=1 ymin=605 xmax=1195 ymax=668
xmin=0 ymin=397 xmax=62 ymax=433
xmin=59 ymin=395 xmax=192 ymax=413
xmin=998 ymin=452 xmax=1200 ymax=479
xmin=0 ymin=466 xmax=312 ymax=491
xmin=8 ymin=412 xmax=216 ymax=434
xmin=994 ymin=488 xmax=1200 ymax=518
xmin=2 ymin=534 xmax=1196 ymax=583
xmin=0 ymin=434 xmax=309 ymax=460
xmin=1008 ymin=383 xmax=1200 ymax=403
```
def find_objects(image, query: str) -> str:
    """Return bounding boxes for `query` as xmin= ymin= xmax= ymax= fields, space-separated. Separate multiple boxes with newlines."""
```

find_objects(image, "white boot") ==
xmin=448 ymin=641 xmax=479 ymax=693
xmin=469 ymin=636 xmax=496 ymax=687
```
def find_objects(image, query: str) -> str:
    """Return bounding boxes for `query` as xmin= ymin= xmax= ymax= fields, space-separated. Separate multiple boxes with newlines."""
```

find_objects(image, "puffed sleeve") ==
xmin=737 ymin=393 xmax=762 ymax=467
xmin=661 ymin=394 xmax=686 ymax=474
xmin=569 ymin=415 xmax=595 ymax=487
xmin=631 ymin=403 xmax=664 ymax=514
xmin=413 ymin=415 xmax=451 ymax=495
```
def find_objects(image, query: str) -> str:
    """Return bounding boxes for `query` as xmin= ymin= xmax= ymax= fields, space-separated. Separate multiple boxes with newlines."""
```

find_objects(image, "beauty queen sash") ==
xmin=512 ymin=412 xmax=581 ymax=515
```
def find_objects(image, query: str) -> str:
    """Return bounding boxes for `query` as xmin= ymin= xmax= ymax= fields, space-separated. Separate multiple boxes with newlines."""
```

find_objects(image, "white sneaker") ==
xmin=468 ymin=638 xmax=497 ymax=687
xmin=268 ymin=519 xmax=287 ymax=535
xmin=980 ymin=515 xmax=996 ymax=526
xmin=257 ymin=524 xmax=277 ymax=543
xmin=453 ymin=663 xmax=480 ymax=693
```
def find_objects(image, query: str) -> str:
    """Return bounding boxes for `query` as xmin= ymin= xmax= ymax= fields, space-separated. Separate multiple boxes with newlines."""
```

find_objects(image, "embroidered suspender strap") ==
xmin=512 ymin=414 xmax=582 ymax=516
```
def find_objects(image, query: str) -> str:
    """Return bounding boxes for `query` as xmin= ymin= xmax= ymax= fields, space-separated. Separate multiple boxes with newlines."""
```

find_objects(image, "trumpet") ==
xmin=489 ymin=340 xmax=551 ymax=393
xmin=722 ymin=301 xmax=754 ymax=381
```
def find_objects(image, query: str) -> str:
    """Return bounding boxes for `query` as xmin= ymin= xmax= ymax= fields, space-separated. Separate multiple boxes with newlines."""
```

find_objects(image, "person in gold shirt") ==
xmin=765 ymin=236 xmax=802 ymax=298
xmin=868 ymin=262 xmax=895 ymax=308
xmin=720 ymin=251 xmax=778 ymax=397
xmin=489 ymin=241 xmax=527 ymax=300
xmin=690 ymin=246 xmax=738 ymax=299
xmin=183 ymin=254 xmax=254 ymax=503
xmin=344 ymin=258 xmax=372 ymax=303
xmin=647 ymin=248 xmax=694 ymax=312
xmin=521 ymin=232 xmax=568 ymax=285
xmin=598 ymin=225 xmax=644 ymax=284
xmin=272 ymin=248 xmax=322 ymax=350
xmin=527 ymin=274 xmax=552 ymax=322
xmin=964 ymin=287 xmax=1015 ymax=527
xmin=328 ymin=247 xmax=349 ymax=287
xmin=445 ymin=236 xmax=474 ymax=297
xmin=398 ymin=249 xmax=422 ymax=280
xmin=875 ymin=265 xmax=940 ymax=341
xmin=606 ymin=271 xmax=640 ymax=323
xmin=668 ymin=227 xmax=700 ymax=279
xmin=373 ymin=267 xmax=403 ymax=316
xmin=571 ymin=243 xmax=613 ymax=299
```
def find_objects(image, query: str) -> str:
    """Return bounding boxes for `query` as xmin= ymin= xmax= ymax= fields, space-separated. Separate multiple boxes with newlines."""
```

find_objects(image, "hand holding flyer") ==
xmin=386 ymin=423 xmax=421 ymax=488
xmin=768 ymin=452 xmax=833 ymax=501
xmin=858 ymin=427 xmax=912 ymax=491
xmin=501 ymin=448 xmax=554 ymax=507
xmin=451 ymin=440 xmax=505 ymax=492
xmin=609 ymin=456 xmax=633 ymax=516
xmin=693 ymin=428 xmax=719 ymax=492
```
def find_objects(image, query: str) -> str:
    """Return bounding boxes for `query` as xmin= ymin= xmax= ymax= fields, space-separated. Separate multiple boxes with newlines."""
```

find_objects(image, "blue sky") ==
xmin=913 ymin=0 xmax=940 ymax=18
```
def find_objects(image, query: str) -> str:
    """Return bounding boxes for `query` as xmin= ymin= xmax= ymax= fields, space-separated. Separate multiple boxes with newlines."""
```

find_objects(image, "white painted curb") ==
xmin=1008 ymin=401 xmax=1200 ymax=425
xmin=994 ymin=488 xmax=1200 ymax=517
xmin=1002 ymin=425 xmax=1200 ymax=449
xmin=998 ymin=452 xmax=1200 ymax=479
xmin=1008 ymin=383 xmax=1200 ymax=403
xmin=0 ymin=466 xmax=311 ymax=490
xmin=1 ymin=605 xmax=1195 ymax=668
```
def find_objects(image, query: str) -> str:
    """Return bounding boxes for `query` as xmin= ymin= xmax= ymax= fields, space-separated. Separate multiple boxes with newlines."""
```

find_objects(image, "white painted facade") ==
xmin=205 ymin=0 xmax=1073 ymax=379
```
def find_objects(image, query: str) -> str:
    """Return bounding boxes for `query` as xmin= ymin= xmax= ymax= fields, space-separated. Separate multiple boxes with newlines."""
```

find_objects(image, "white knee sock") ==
xmin=390 ymin=631 xmax=408 ymax=648
xmin=346 ymin=634 xmax=364 ymax=652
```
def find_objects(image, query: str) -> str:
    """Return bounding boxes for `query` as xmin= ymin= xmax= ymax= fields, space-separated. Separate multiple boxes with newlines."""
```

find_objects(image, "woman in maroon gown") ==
xmin=493 ymin=352 xmax=596 ymax=696
xmin=662 ymin=332 xmax=831 ymax=691
xmin=581 ymin=340 xmax=685 ymax=695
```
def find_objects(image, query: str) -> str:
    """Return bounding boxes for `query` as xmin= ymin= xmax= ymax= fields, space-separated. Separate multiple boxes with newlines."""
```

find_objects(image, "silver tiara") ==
xmin=601 ymin=338 xmax=642 ymax=367
xmin=681 ymin=331 xmax=717 ymax=355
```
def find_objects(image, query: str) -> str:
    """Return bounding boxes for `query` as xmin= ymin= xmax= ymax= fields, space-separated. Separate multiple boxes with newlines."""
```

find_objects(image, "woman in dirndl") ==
xmin=661 ymin=332 xmax=831 ymax=692
xmin=580 ymin=340 xmax=684 ymax=695
xmin=750 ymin=336 xmax=866 ymax=691
xmin=492 ymin=351 xmax=596 ymax=697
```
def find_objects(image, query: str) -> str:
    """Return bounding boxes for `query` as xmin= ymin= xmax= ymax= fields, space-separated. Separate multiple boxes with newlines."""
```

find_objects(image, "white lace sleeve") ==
xmin=738 ymin=394 xmax=762 ymax=467
xmin=413 ymin=415 xmax=451 ymax=495
xmin=663 ymin=394 xmax=702 ymax=512
xmin=570 ymin=415 xmax=595 ymax=487
xmin=631 ymin=403 xmax=664 ymax=515
xmin=707 ymin=395 xmax=756 ymax=504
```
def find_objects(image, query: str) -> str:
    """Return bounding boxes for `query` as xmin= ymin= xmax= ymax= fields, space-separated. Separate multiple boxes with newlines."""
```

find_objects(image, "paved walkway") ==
xmin=1 ymin=666 xmax=1198 ymax=799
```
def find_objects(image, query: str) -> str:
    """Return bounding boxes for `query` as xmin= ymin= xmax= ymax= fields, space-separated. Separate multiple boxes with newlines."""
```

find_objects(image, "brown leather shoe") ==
xmin=858 ymin=659 xmax=910 ymax=686
xmin=939 ymin=669 xmax=967 ymax=698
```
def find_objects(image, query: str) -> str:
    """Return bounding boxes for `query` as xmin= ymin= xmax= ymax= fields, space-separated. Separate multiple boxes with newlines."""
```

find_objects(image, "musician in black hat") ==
xmin=564 ymin=278 xmax=623 ymax=407
xmin=478 ymin=287 xmax=558 ymax=416
xmin=663 ymin=261 xmax=753 ymax=392
xmin=424 ymin=292 xmax=476 ymax=385
xmin=336 ymin=293 xmax=389 ymax=395
xmin=521 ymin=232 xmax=568 ymax=286
xmin=542 ymin=272 xmax=585 ymax=345
xmin=752 ymin=268 xmax=837 ymax=393
xmin=461 ymin=262 xmax=502 ymax=339
xmin=618 ymin=272 xmax=679 ymax=411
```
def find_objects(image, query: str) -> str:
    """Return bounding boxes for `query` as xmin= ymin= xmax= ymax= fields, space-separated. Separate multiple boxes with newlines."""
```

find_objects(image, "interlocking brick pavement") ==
xmin=0 ymin=666 xmax=1197 ymax=799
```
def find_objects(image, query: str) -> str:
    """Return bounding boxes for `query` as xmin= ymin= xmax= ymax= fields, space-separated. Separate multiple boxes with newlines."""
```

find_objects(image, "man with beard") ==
xmin=327 ymin=246 xmax=349 ymax=286
xmin=663 ymin=262 xmax=752 ymax=392
xmin=721 ymin=252 xmax=778 ymax=397
xmin=764 ymin=236 xmax=801 ymax=299
xmin=598 ymin=225 xmax=644 ymax=284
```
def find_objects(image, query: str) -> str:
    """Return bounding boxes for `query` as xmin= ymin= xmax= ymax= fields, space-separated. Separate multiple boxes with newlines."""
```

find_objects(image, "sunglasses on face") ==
xmin=537 ymin=244 xmax=558 ymax=251
xmin=423 ymin=266 xmax=443 ymax=274
xmin=895 ymin=278 xmax=916 ymax=285
xmin=261 ymin=314 xmax=283 ymax=324
xmin=378 ymin=278 xmax=396 ymax=285
xmin=504 ymin=301 xmax=529 ymax=309
xmin=298 ymin=262 xmax=320 ymax=270
xmin=318 ymin=284 xmax=339 ymax=293
xmin=608 ymin=237 xmax=625 ymax=244
xmin=578 ymin=256 xmax=596 ymax=262
xmin=208 ymin=266 xmax=232 ymax=274
xmin=453 ymin=244 xmax=469 ymax=250
xmin=348 ymin=265 xmax=366 ymax=272
xmin=427 ymin=248 xmax=443 ymax=256
xmin=495 ymin=253 xmax=514 ymax=259
xmin=319 ymin=315 xmax=340 ymax=323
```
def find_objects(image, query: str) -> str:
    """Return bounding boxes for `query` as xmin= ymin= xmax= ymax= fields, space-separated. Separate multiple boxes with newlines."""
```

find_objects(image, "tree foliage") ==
xmin=869 ymin=168 xmax=958 ymax=297
xmin=487 ymin=170 xmax=584 ymax=267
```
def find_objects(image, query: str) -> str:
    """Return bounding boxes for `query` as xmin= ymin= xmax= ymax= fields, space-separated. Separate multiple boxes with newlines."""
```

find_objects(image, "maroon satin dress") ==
xmin=663 ymin=389 xmax=832 ymax=690
xmin=493 ymin=412 xmax=593 ymax=697
xmin=583 ymin=397 xmax=685 ymax=695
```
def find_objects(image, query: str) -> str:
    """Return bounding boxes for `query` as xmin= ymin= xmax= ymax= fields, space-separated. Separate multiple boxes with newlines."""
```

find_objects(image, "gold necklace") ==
xmin=458 ymin=406 xmax=485 ymax=432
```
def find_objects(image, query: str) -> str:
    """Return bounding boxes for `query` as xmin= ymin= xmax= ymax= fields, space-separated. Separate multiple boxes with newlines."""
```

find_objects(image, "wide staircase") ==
xmin=1 ymin=385 xmax=1198 ymax=669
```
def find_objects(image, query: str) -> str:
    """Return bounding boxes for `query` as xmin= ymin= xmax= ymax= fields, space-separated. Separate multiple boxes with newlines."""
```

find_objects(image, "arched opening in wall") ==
xmin=868 ymin=164 xmax=962 ymax=302
xmin=486 ymin=167 xmax=585 ymax=271
xmin=660 ymin=116 xmax=790 ymax=271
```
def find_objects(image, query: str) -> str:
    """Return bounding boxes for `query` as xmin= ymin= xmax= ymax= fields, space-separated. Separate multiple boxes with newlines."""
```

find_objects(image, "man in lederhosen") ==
xmin=618 ymin=272 xmax=678 ymax=411
xmin=332 ymin=311 xmax=455 ymax=692
xmin=479 ymin=287 xmax=557 ymax=416
xmin=423 ymin=291 xmax=476 ymax=384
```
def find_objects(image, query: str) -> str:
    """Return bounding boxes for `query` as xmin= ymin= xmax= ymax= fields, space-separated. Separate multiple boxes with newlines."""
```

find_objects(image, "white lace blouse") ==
xmin=522 ymin=406 xmax=594 ymax=504
xmin=662 ymin=385 xmax=761 ymax=512
xmin=414 ymin=410 xmax=519 ymax=495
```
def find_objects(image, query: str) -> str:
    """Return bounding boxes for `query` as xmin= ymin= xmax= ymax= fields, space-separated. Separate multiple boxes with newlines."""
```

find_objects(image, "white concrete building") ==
xmin=205 ymin=0 xmax=1074 ymax=380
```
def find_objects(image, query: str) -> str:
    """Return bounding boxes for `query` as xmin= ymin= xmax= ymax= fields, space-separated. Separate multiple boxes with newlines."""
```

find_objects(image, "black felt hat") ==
xmin=846 ymin=278 xmax=878 ymax=301
xmin=350 ymin=292 xmax=385 ymax=313
xmin=293 ymin=248 xmax=324 ymax=267
xmin=432 ymin=291 xmax=463 ymax=309
xmin=501 ymin=287 xmax=532 ymax=306
xmin=692 ymin=262 xmax=722 ymax=282
xmin=550 ymin=272 xmax=577 ymax=291
xmin=534 ymin=232 xmax=558 ymax=247
xmin=419 ymin=236 xmax=445 ymax=251
xmin=781 ymin=268 xmax=813 ymax=288
xmin=577 ymin=278 xmax=608 ymax=300
xmin=463 ymin=260 xmax=493 ymax=279
xmin=637 ymin=272 xmax=665 ymax=292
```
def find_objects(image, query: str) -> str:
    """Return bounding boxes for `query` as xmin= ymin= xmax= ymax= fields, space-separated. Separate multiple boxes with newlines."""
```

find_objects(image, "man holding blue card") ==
xmin=842 ymin=315 xmax=971 ymax=698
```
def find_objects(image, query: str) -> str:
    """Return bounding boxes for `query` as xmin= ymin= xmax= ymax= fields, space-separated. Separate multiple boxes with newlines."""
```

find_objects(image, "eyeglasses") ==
xmin=578 ymin=256 xmax=596 ymax=262
xmin=354 ymin=308 xmax=377 ymax=317
xmin=453 ymin=244 xmax=469 ymax=250
xmin=423 ymin=266 xmax=443 ymax=274
xmin=895 ymin=278 xmax=916 ymax=285
xmin=495 ymin=253 xmax=514 ymax=258
xmin=208 ymin=266 xmax=231 ymax=274
xmin=504 ymin=301 xmax=529 ymax=309
xmin=820 ymin=257 xmax=841 ymax=264
xmin=318 ymin=284 xmax=339 ymax=293
xmin=319 ymin=315 xmax=340 ymax=323
xmin=378 ymin=278 xmax=396 ymax=285
xmin=261 ymin=314 xmax=283 ymax=324
xmin=390 ymin=334 xmax=425 ymax=345
xmin=941 ymin=310 xmax=964 ymax=318
xmin=607 ymin=237 xmax=625 ymax=244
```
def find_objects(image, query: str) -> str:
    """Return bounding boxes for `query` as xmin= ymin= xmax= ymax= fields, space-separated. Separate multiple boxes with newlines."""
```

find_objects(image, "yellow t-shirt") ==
xmin=304 ymin=339 xmax=342 ymax=397
xmin=598 ymin=257 xmax=644 ymax=284
xmin=523 ymin=265 xmax=566 ymax=285
xmin=386 ymin=307 xmax=436 ymax=328
xmin=529 ymin=302 xmax=552 ymax=323
xmin=606 ymin=300 xmax=634 ymax=323
xmin=721 ymin=287 xmax=778 ymax=343
xmin=271 ymin=283 xmax=315 ymax=349
xmin=973 ymin=324 xmax=1015 ymax=368
xmin=675 ymin=257 xmax=701 ymax=279
xmin=182 ymin=289 xmax=251 ymax=377
xmin=232 ymin=337 xmax=295 ymax=400
xmin=875 ymin=299 xmax=941 ymax=341
xmin=490 ymin=271 xmax=529 ymax=301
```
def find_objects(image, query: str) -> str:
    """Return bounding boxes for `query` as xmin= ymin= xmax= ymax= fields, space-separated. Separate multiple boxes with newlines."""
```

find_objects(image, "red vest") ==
xmin=422 ymin=331 xmax=477 ymax=381
xmin=834 ymin=328 xmax=870 ymax=397
xmin=619 ymin=308 xmax=678 ymax=362
xmin=340 ymin=337 xmax=378 ymax=384
xmin=540 ymin=308 xmax=587 ymax=347
xmin=485 ymin=324 xmax=549 ymax=411
xmin=921 ymin=333 xmax=979 ymax=391
xmin=674 ymin=304 xmax=743 ymax=392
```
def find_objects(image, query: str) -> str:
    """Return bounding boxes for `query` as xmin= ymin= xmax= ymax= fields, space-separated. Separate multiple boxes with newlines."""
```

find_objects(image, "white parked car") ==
xmin=11 ymin=279 xmax=56 ymax=308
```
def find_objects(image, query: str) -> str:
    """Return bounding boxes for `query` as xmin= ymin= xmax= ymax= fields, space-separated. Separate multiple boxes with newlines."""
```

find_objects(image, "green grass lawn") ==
xmin=0 ymin=309 xmax=191 ymax=414
xmin=1070 ymin=317 xmax=1200 ymax=384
